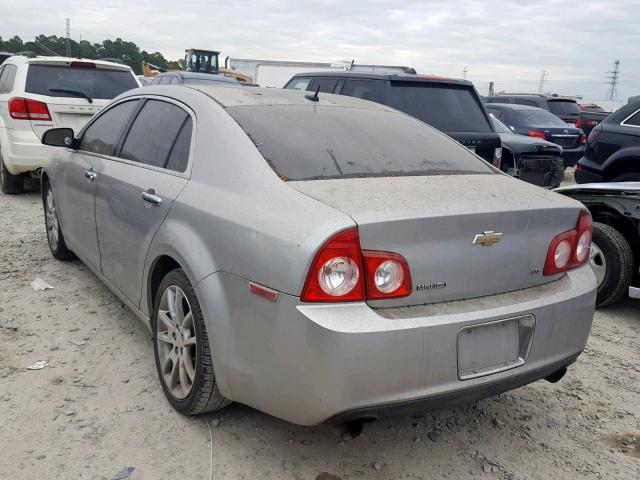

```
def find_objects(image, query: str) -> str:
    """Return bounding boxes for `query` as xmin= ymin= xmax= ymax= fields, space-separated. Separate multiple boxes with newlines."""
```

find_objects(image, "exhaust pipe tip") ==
xmin=545 ymin=367 xmax=568 ymax=384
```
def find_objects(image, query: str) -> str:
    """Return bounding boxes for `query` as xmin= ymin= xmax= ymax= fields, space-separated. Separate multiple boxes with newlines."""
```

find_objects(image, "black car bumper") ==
xmin=560 ymin=146 xmax=585 ymax=167
xmin=575 ymin=168 xmax=603 ymax=184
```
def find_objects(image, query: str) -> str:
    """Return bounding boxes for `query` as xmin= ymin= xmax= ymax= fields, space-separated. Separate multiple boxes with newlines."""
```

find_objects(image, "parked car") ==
xmin=0 ymin=55 xmax=139 ymax=194
xmin=484 ymin=103 xmax=585 ymax=168
xmin=579 ymin=103 xmax=607 ymax=113
xmin=485 ymin=94 xmax=608 ymax=136
xmin=556 ymin=182 xmax=639 ymax=307
xmin=0 ymin=51 xmax=12 ymax=65
xmin=137 ymin=75 xmax=154 ymax=86
xmin=575 ymin=100 xmax=640 ymax=183
xmin=148 ymin=71 xmax=241 ymax=87
xmin=40 ymin=85 xmax=596 ymax=425
xmin=284 ymin=72 xmax=502 ymax=166
xmin=489 ymin=114 xmax=563 ymax=187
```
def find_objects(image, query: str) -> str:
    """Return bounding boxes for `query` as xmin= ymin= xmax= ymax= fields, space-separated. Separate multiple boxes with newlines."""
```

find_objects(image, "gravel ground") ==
xmin=0 ymin=186 xmax=638 ymax=480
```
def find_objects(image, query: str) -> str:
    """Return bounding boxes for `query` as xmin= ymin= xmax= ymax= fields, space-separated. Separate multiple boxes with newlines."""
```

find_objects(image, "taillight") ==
xmin=492 ymin=147 xmax=502 ymax=169
xmin=575 ymin=117 xmax=582 ymax=129
xmin=580 ymin=133 xmax=587 ymax=145
xmin=527 ymin=130 xmax=546 ymax=140
xmin=362 ymin=251 xmax=411 ymax=300
xmin=70 ymin=61 xmax=96 ymax=68
xmin=9 ymin=97 xmax=52 ymax=121
xmin=300 ymin=228 xmax=412 ymax=302
xmin=544 ymin=210 xmax=592 ymax=276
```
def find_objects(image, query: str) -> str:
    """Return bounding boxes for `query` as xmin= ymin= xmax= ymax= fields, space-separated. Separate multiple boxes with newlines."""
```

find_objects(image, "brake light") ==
xmin=70 ymin=61 xmax=96 ymax=68
xmin=300 ymin=228 xmax=412 ymax=302
xmin=528 ymin=130 xmax=546 ymax=140
xmin=575 ymin=117 xmax=582 ymax=129
xmin=9 ymin=97 xmax=52 ymax=121
xmin=544 ymin=210 xmax=592 ymax=276
xmin=580 ymin=133 xmax=587 ymax=145
xmin=362 ymin=251 xmax=412 ymax=300
xmin=492 ymin=147 xmax=502 ymax=169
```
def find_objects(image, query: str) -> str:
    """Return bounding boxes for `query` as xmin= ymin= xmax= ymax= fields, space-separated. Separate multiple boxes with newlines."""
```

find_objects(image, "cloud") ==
xmin=4 ymin=0 xmax=639 ymax=100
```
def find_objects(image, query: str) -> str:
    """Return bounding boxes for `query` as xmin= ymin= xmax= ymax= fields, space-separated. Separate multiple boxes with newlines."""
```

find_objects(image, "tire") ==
xmin=152 ymin=268 xmax=230 ymax=415
xmin=43 ymin=182 xmax=75 ymax=260
xmin=590 ymin=222 xmax=634 ymax=307
xmin=0 ymin=152 xmax=24 ymax=194
xmin=611 ymin=172 xmax=640 ymax=182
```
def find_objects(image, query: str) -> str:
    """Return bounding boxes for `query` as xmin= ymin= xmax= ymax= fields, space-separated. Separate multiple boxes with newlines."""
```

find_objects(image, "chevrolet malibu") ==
xmin=40 ymin=86 xmax=596 ymax=425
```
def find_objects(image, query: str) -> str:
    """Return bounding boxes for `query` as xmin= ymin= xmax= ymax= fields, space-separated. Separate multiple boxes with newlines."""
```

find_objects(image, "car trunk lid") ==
xmin=290 ymin=174 xmax=581 ymax=307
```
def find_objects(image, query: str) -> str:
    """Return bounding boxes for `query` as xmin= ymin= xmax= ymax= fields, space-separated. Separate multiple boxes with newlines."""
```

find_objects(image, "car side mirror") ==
xmin=42 ymin=128 xmax=76 ymax=148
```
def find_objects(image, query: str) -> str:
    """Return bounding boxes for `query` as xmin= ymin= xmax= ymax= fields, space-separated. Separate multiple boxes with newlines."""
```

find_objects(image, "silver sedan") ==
xmin=40 ymin=85 xmax=597 ymax=425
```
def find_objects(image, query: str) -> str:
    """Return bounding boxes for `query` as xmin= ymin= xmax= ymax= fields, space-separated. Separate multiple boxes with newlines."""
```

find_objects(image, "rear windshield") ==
xmin=515 ymin=109 xmax=568 ymax=126
xmin=227 ymin=105 xmax=493 ymax=181
xmin=387 ymin=82 xmax=493 ymax=133
xmin=548 ymin=100 xmax=580 ymax=116
xmin=26 ymin=64 xmax=138 ymax=99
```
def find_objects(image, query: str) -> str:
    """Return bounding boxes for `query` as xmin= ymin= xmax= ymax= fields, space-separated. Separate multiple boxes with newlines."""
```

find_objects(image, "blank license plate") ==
xmin=458 ymin=316 xmax=534 ymax=380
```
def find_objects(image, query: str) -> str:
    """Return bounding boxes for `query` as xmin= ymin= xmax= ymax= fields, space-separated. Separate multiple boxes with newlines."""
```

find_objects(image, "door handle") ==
xmin=84 ymin=169 xmax=98 ymax=182
xmin=142 ymin=190 xmax=162 ymax=206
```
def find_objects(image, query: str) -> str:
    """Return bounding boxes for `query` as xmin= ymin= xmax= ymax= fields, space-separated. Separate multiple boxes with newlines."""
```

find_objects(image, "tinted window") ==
xmin=548 ymin=100 xmax=580 ymax=116
xmin=489 ymin=115 xmax=512 ymax=133
xmin=285 ymin=77 xmax=311 ymax=90
xmin=157 ymin=76 xmax=172 ymax=85
xmin=514 ymin=99 xmax=538 ymax=107
xmin=0 ymin=64 xmax=17 ymax=93
xmin=26 ymin=65 xmax=138 ymax=99
xmin=486 ymin=107 xmax=505 ymax=122
xmin=341 ymin=79 xmax=379 ymax=102
xmin=623 ymin=110 xmax=640 ymax=126
xmin=227 ymin=105 xmax=493 ymax=181
xmin=388 ymin=83 xmax=492 ymax=133
xmin=166 ymin=117 xmax=193 ymax=172
xmin=79 ymin=100 xmax=139 ymax=155
xmin=170 ymin=76 xmax=180 ymax=85
xmin=150 ymin=76 xmax=161 ymax=85
xmin=310 ymin=78 xmax=338 ymax=93
xmin=514 ymin=109 xmax=567 ymax=126
xmin=120 ymin=100 xmax=189 ymax=168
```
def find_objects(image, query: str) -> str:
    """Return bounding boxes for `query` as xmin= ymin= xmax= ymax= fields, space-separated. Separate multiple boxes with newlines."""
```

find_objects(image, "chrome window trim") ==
xmin=620 ymin=108 xmax=640 ymax=128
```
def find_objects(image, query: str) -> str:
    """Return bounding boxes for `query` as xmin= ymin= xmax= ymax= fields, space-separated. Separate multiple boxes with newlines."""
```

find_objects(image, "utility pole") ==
xmin=488 ymin=82 xmax=494 ymax=97
xmin=65 ymin=18 xmax=71 ymax=57
xmin=463 ymin=67 xmax=468 ymax=80
xmin=606 ymin=60 xmax=620 ymax=100
xmin=537 ymin=70 xmax=547 ymax=94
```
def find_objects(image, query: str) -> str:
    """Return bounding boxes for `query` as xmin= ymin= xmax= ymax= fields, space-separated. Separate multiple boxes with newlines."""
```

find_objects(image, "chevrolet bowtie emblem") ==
xmin=473 ymin=231 xmax=503 ymax=247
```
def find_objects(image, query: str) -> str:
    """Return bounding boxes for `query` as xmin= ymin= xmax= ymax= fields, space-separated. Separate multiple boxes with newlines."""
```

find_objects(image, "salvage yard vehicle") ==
xmin=40 ymin=86 xmax=596 ymax=425
xmin=556 ymin=182 xmax=640 ymax=307
xmin=284 ymin=72 xmax=503 ymax=166
xmin=575 ymin=99 xmax=640 ymax=184
xmin=148 ymin=71 xmax=241 ymax=87
xmin=489 ymin=113 xmax=563 ymax=187
xmin=0 ymin=55 xmax=139 ymax=194
xmin=484 ymin=103 xmax=585 ymax=168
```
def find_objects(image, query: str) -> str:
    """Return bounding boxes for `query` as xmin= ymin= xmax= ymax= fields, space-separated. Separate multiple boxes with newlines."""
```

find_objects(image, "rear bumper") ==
xmin=560 ymin=146 xmax=585 ymax=167
xmin=198 ymin=266 xmax=596 ymax=425
xmin=0 ymin=127 xmax=50 ymax=175
xmin=575 ymin=167 xmax=603 ymax=184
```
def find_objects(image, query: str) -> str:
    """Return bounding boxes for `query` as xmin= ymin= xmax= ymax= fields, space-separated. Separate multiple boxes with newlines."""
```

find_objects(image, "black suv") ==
xmin=284 ymin=72 xmax=501 ymax=165
xmin=576 ymin=99 xmax=640 ymax=183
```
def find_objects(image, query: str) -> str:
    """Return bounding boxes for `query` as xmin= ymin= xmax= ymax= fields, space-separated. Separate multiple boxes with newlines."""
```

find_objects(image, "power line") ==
xmin=605 ymin=60 xmax=620 ymax=100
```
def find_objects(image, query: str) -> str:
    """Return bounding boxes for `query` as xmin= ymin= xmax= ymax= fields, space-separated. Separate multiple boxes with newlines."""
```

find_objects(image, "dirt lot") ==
xmin=0 ymin=189 xmax=638 ymax=480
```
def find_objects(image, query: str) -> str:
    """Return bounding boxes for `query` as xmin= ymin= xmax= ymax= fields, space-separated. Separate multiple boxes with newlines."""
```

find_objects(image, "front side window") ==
xmin=227 ymin=105 xmax=493 ymax=181
xmin=285 ymin=77 xmax=312 ymax=90
xmin=26 ymin=64 xmax=138 ymax=99
xmin=119 ymin=100 xmax=191 ymax=170
xmin=78 ymin=100 xmax=139 ymax=155
xmin=310 ymin=78 xmax=339 ymax=93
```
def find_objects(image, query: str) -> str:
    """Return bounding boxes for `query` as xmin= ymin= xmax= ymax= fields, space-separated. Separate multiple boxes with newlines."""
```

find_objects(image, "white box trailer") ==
xmin=224 ymin=58 xmax=416 ymax=88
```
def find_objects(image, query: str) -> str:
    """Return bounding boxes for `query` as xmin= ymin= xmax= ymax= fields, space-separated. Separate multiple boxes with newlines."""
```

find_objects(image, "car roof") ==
xmin=290 ymin=70 xmax=473 ymax=87
xmin=188 ymin=85 xmax=395 ymax=110
xmin=493 ymin=94 xmax=577 ymax=103
xmin=177 ymin=72 xmax=239 ymax=83
xmin=4 ymin=55 xmax=133 ymax=71
xmin=485 ymin=103 xmax=546 ymax=111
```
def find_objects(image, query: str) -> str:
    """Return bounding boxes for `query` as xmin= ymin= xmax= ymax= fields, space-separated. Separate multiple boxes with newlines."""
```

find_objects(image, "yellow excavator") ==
xmin=141 ymin=48 xmax=252 ymax=83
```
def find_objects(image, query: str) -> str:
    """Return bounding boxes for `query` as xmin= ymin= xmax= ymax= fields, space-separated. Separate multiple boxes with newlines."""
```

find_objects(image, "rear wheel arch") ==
xmin=589 ymin=205 xmax=640 ymax=274
xmin=148 ymin=255 xmax=182 ymax=316
xmin=603 ymin=155 xmax=640 ymax=180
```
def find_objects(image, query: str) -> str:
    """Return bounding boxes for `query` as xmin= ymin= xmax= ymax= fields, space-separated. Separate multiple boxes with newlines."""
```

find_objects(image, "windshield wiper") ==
xmin=49 ymin=88 xmax=93 ymax=103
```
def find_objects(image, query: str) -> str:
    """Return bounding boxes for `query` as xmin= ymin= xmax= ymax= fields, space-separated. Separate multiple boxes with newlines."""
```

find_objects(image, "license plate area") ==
xmin=457 ymin=315 xmax=535 ymax=380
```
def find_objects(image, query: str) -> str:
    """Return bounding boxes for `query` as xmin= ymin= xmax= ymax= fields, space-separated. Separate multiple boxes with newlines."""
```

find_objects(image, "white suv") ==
xmin=0 ymin=55 xmax=139 ymax=193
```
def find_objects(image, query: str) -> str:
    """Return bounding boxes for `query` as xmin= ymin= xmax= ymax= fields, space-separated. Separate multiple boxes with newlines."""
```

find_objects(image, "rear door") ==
xmin=95 ymin=98 xmax=192 ymax=305
xmin=24 ymin=62 xmax=139 ymax=138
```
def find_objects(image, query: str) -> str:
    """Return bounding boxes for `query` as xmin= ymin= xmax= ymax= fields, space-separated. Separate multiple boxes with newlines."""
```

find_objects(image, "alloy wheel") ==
xmin=45 ymin=187 xmax=59 ymax=250
xmin=589 ymin=241 xmax=607 ymax=288
xmin=156 ymin=285 xmax=197 ymax=399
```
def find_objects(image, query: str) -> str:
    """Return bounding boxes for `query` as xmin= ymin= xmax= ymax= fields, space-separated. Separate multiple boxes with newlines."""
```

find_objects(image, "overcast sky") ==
xmin=4 ymin=0 xmax=639 ymax=100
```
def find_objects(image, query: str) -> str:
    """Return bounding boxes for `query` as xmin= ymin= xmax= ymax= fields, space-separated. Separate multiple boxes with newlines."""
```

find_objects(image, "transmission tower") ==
xmin=606 ymin=60 xmax=620 ymax=100
xmin=537 ymin=70 xmax=547 ymax=94
xmin=65 ymin=18 xmax=71 ymax=57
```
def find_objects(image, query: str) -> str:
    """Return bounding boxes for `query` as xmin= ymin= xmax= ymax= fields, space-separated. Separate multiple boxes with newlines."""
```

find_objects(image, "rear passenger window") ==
xmin=79 ymin=100 xmax=139 ymax=156
xmin=341 ymin=80 xmax=379 ymax=102
xmin=623 ymin=110 xmax=640 ymax=127
xmin=285 ymin=77 xmax=311 ymax=90
xmin=166 ymin=118 xmax=193 ymax=172
xmin=119 ymin=100 xmax=190 ymax=170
